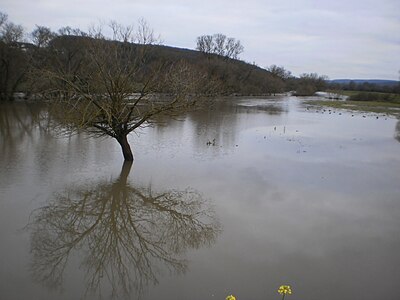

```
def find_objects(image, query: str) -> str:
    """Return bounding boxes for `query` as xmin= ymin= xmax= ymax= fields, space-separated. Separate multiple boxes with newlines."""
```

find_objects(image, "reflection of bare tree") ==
xmin=28 ymin=162 xmax=220 ymax=299
xmin=395 ymin=120 xmax=400 ymax=143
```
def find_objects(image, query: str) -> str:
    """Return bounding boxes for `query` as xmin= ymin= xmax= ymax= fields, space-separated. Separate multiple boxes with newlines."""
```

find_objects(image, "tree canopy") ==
xmin=196 ymin=33 xmax=244 ymax=59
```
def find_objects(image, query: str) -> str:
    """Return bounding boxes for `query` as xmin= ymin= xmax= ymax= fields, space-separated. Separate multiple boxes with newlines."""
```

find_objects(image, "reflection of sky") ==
xmin=1 ymin=97 xmax=400 ymax=300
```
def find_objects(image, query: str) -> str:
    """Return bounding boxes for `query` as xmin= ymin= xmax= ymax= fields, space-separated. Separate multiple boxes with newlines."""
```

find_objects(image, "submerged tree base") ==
xmin=117 ymin=135 xmax=134 ymax=161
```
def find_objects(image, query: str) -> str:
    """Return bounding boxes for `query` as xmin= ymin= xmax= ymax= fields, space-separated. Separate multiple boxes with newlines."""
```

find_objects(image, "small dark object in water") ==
xmin=207 ymin=139 xmax=216 ymax=146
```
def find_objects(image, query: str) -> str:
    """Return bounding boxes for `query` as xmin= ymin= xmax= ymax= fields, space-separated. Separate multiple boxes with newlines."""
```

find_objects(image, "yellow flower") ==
xmin=226 ymin=295 xmax=236 ymax=300
xmin=277 ymin=285 xmax=292 ymax=295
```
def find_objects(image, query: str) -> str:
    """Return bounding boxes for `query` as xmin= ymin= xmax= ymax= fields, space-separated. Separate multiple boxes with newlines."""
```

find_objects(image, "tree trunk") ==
xmin=119 ymin=160 xmax=133 ymax=184
xmin=117 ymin=134 xmax=134 ymax=161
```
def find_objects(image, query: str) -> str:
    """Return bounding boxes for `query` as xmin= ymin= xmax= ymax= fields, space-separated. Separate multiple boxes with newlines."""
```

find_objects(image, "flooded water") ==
xmin=1 ymin=97 xmax=399 ymax=300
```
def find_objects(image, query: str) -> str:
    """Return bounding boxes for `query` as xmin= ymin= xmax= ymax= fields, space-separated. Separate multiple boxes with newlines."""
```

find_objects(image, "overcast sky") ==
xmin=2 ymin=0 xmax=399 ymax=80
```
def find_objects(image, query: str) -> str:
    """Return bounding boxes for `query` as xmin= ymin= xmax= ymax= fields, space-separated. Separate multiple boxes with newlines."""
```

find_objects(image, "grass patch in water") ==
xmin=305 ymin=99 xmax=400 ymax=116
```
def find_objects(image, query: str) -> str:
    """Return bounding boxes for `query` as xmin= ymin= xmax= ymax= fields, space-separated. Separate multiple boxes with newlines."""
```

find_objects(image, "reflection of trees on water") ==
xmin=0 ymin=103 xmax=111 ymax=182
xmin=395 ymin=121 xmax=400 ymax=143
xmin=29 ymin=162 xmax=220 ymax=299
xmin=189 ymin=98 xmax=286 ymax=152
xmin=0 ymin=103 xmax=45 ymax=160
xmin=0 ymin=103 xmax=52 ymax=185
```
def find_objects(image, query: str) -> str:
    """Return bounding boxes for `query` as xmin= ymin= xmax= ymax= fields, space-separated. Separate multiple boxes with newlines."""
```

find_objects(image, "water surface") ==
xmin=1 ymin=97 xmax=399 ymax=300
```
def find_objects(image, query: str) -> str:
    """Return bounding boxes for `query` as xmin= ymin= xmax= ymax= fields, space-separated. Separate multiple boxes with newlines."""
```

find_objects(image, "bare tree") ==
xmin=87 ymin=22 xmax=105 ymax=39
xmin=196 ymin=35 xmax=213 ymax=55
xmin=225 ymin=37 xmax=244 ymax=60
xmin=58 ymin=26 xmax=87 ymax=36
xmin=267 ymin=65 xmax=292 ymax=81
xmin=136 ymin=18 xmax=161 ymax=45
xmin=36 ymin=23 xmax=210 ymax=161
xmin=295 ymin=73 xmax=328 ymax=96
xmin=29 ymin=162 xmax=220 ymax=297
xmin=0 ymin=14 xmax=27 ymax=101
xmin=196 ymin=33 xmax=244 ymax=59
xmin=108 ymin=19 xmax=161 ymax=45
xmin=0 ymin=21 xmax=24 ymax=44
xmin=31 ymin=25 xmax=56 ymax=47
xmin=0 ymin=11 xmax=7 ymax=28
xmin=213 ymin=33 xmax=226 ymax=56
xmin=109 ymin=20 xmax=134 ymax=43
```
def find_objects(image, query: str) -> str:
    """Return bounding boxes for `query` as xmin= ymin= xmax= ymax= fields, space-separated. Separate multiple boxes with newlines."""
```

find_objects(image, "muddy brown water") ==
xmin=1 ymin=96 xmax=399 ymax=300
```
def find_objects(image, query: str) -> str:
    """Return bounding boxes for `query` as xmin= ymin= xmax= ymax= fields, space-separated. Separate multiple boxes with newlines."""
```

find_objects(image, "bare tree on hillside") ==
xmin=196 ymin=33 xmax=244 ymax=59
xmin=58 ymin=26 xmax=87 ymax=36
xmin=196 ymin=35 xmax=213 ymax=54
xmin=31 ymin=25 xmax=56 ymax=47
xmin=136 ymin=18 xmax=161 ymax=45
xmin=0 ymin=12 xmax=7 ymax=28
xmin=0 ymin=21 xmax=24 ymax=44
xmin=267 ymin=65 xmax=292 ymax=81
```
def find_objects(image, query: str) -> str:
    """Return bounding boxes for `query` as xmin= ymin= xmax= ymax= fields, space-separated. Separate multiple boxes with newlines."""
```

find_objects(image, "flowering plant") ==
xmin=277 ymin=285 xmax=292 ymax=299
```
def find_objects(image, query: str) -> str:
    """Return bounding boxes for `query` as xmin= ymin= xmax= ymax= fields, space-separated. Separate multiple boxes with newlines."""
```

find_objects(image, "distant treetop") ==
xmin=196 ymin=33 xmax=244 ymax=59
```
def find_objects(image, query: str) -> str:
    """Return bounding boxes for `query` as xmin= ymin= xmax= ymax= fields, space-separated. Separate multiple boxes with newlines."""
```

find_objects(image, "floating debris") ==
xmin=206 ymin=138 xmax=216 ymax=146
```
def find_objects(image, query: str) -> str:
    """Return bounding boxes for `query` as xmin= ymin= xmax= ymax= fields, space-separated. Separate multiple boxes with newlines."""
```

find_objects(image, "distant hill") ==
xmin=46 ymin=35 xmax=284 ymax=96
xmin=330 ymin=79 xmax=399 ymax=86
xmin=1 ymin=35 xmax=329 ymax=101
